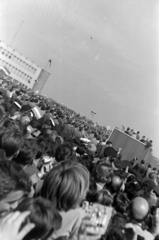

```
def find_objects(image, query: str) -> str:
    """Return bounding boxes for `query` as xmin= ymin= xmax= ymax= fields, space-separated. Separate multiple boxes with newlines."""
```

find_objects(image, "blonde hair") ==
xmin=41 ymin=160 xmax=89 ymax=211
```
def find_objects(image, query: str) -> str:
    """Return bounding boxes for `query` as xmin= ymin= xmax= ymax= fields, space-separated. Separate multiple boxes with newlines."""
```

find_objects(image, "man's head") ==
xmin=141 ymin=160 xmax=145 ymax=165
xmin=0 ymin=129 xmax=24 ymax=160
xmin=95 ymin=163 xmax=112 ymax=184
xmin=0 ymin=161 xmax=31 ymax=214
xmin=148 ymin=164 xmax=151 ymax=169
xmin=55 ymin=143 xmax=75 ymax=162
xmin=12 ymin=139 xmax=38 ymax=167
xmin=16 ymin=197 xmax=62 ymax=240
xmin=106 ymin=141 xmax=112 ymax=147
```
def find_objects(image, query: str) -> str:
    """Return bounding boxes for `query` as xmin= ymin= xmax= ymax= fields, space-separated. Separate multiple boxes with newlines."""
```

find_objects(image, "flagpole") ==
xmin=44 ymin=60 xmax=51 ymax=70
xmin=10 ymin=21 xmax=24 ymax=46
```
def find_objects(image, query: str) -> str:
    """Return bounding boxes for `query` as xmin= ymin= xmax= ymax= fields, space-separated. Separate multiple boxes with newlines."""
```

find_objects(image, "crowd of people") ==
xmin=0 ymin=78 xmax=159 ymax=240
xmin=121 ymin=127 xmax=153 ymax=149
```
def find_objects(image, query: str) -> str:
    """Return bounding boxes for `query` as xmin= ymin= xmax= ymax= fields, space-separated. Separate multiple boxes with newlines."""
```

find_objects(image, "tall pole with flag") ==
xmin=44 ymin=59 xmax=52 ymax=70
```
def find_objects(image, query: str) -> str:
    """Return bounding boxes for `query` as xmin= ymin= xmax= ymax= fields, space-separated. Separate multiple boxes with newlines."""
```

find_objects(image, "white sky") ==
xmin=0 ymin=0 xmax=159 ymax=156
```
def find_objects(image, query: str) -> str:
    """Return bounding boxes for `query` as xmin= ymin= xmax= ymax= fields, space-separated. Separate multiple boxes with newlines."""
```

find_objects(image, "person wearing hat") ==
xmin=128 ymin=197 xmax=153 ymax=240
xmin=104 ymin=173 xmax=124 ymax=196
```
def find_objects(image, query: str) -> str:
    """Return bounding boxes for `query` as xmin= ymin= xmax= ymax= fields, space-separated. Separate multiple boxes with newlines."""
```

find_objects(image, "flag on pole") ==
xmin=91 ymin=111 xmax=96 ymax=114
xmin=14 ymin=99 xmax=22 ymax=109
xmin=48 ymin=59 xmax=52 ymax=68
xmin=50 ymin=117 xmax=55 ymax=126
xmin=31 ymin=106 xmax=43 ymax=119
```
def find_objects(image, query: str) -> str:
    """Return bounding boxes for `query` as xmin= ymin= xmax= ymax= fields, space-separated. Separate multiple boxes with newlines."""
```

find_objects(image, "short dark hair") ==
xmin=105 ymin=214 xmax=127 ymax=240
xmin=141 ymin=160 xmax=145 ymax=164
xmin=0 ymin=129 xmax=24 ymax=158
xmin=76 ymin=145 xmax=87 ymax=155
xmin=55 ymin=143 xmax=75 ymax=162
xmin=113 ymin=192 xmax=130 ymax=214
xmin=12 ymin=139 xmax=38 ymax=166
xmin=93 ymin=189 xmax=113 ymax=207
xmin=154 ymin=235 xmax=159 ymax=240
xmin=0 ymin=161 xmax=31 ymax=200
xmin=16 ymin=197 xmax=62 ymax=240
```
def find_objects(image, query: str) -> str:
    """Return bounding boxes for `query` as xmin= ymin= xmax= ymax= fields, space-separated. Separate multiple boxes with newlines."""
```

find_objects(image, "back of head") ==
xmin=41 ymin=160 xmax=89 ymax=211
xmin=0 ymin=161 xmax=31 ymax=213
xmin=130 ymin=197 xmax=149 ymax=222
xmin=94 ymin=189 xmax=113 ymax=207
xmin=0 ymin=128 xmax=24 ymax=159
xmin=16 ymin=197 xmax=62 ymax=240
xmin=113 ymin=192 xmax=130 ymax=214
xmin=154 ymin=235 xmax=159 ymax=240
xmin=55 ymin=143 xmax=75 ymax=162
xmin=0 ymin=160 xmax=31 ymax=199
xmin=12 ymin=139 xmax=38 ymax=166
xmin=76 ymin=145 xmax=87 ymax=156
xmin=106 ymin=228 xmax=125 ymax=240
xmin=105 ymin=213 xmax=127 ymax=240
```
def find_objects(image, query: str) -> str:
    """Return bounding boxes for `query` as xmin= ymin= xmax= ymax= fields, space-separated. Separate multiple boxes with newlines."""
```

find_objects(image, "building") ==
xmin=0 ymin=41 xmax=50 ymax=93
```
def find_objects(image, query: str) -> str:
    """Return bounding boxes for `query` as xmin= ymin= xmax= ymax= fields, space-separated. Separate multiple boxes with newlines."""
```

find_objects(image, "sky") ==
xmin=0 ymin=0 xmax=159 ymax=156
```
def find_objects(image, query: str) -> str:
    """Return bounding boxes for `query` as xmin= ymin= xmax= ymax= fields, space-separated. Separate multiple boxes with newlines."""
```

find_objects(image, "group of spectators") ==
xmin=121 ymin=127 xmax=153 ymax=149
xmin=0 ymin=78 xmax=159 ymax=240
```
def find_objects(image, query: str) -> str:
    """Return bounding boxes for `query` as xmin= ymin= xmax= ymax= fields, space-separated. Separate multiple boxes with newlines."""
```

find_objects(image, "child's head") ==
xmin=41 ymin=160 xmax=89 ymax=211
